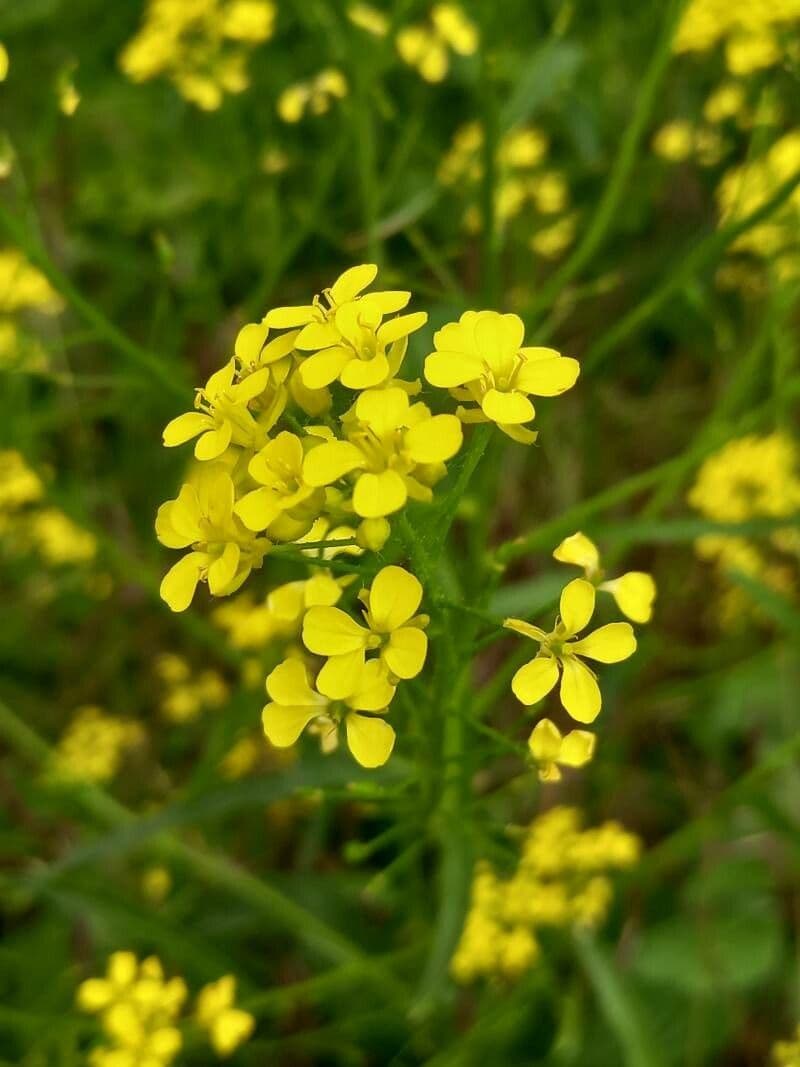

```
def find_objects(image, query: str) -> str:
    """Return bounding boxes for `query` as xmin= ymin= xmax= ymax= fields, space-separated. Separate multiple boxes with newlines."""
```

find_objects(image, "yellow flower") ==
xmin=156 ymin=465 xmax=270 ymax=611
xmin=347 ymin=3 xmax=389 ymax=36
xmin=0 ymin=249 xmax=63 ymax=314
xmin=77 ymin=951 xmax=140 ymax=1013
xmin=277 ymin=68 xmax=347 ymax=123
xmin=163 ymin=359 xmax=282 ymax=461
xmin=302 ymin=564 xmax=428 ymax=698
xmin=703 ymin=81 xmax=746 ymax=124
xmin=233 ymin=430 xmax=321 ymax=533
xmin=424 ymin=310 xmax=579 ymax=443
xmin=773 ymin=1025 xmax=800 ymax=1067
xmin=0 ymin=42 xmax=8 ymax=81
xmin=528 ymin=717 xmax=595 ymax=782
xmin=0 ymin=450 xmax=43 ymax=511
xmin=51 ymin=707 xmax=143 ymax=784
xmin=27 ymin=507 xmax=97 ymax=564
xmin=553 ymin=531 xmax=657 ymax=624
xmin=504 ymin=578 xmax=637 ymax=723
xmin=302 ymin=387 xmax=462 ymax=518
xmin=195 ymin=975 xmax=255 ymax=1057
xmin=262 ymin=656 xmax=396 ymax=767
xmin=652 ymin=120 xmax=695 ymax=162
xmin=397 ymin=3 xmax=478 ymax=83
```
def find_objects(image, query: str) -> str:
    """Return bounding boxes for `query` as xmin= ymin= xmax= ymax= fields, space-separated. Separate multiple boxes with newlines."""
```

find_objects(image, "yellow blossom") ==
xmin=277 ymin=69 xmax=347 ymax=123
xmin=397 ymin=4 xmax=478 ymax=83
xmin=0 ymin=42 xmax=8 ymax=81
xmin=196 ymin=975 xmax=255 ymax=1057
xmin=528 ymin=717 xmax=596 ymax=782
xmin=774 ymin=1024 xmax=800 ymax=1067
xmin=0 ymin=450 xmax=43 ymax=511
xmin=704 ymin=81 xmax=747 ymax=124
xmin=424 ymin=310 xmax=579 ymax=443
xmin=0 ymin=249 xmax=63 ymax=314
xmin=50 ymin=707 xmax=143 ymax=784
xmin=505 ymin=578 xmax=637 ymax=723
xmin=553 ymin=531 xmax=657 ymax=623
xmin=652 ymin=120 xmax=695 ymax=162
xmin=347 ymin=3 xmax=389 ymax=36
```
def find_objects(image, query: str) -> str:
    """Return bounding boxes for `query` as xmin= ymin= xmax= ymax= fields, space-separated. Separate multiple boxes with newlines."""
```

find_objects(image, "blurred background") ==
xmin=1 ymin=0 xmax=800 ymax=1064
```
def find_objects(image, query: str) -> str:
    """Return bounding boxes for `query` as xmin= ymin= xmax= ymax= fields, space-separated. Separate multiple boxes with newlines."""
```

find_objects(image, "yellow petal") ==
xmin=316 ymin=649 xmax=366 ymax=700
xmin=528 ymin=717 xmax=563 ymax=761
xmin=504 ymin=617 xmax=548 ymax=642
xmin=302 ymin=605 xmax=369 ymax=655
xmin=163 ymin=412 xmax=213 ymax=447
xmin=299 ymin=346 xmax=352 ymax=388
xmin=376 ymin=311 xmax=428 ymax=345
xmin=601 ymin=572 xmax=656 ymax=623
xmin=76 ymin=978 xmax=115 ymax=1012
xmin=194 ymin=422 xmax=232 ymax=460
xmin=383 ymin=626 xmax=427 ymax=679
xmin=347 ymin=658 xmax=396 ymax=711
xmin=424 ymin=350 xmax=483 ymax=388
xmin=559 ymin=656 xmax=601 ymax=723
xmin=296 ymin=321 xmax=342 ymax=351
xmin=355 ymin=387 xmax=409 ymax=438
xmin=251 ymin=431 xmax=304 ymax=482
xmin=329 ymin=263 xmax=378 ymax=305
xmin=558 ymin=729 xmax=596 ymax=767
xmin=345 ymin=713 xmax=395 ymax=768
xmin=234 ymin=321 xmax=269 ymax=365
xmin=264 ymin=305 xmax=315 ymax=328
xmin=511 ymin=656 xmax=559 ymax=705
xmin=265 ymin=658 xmax=320 ymax=705
xmin=339 ymin=352 xmax=390 ymax=390
xmin=367 ymin=565 xmax=422 ymax=632
xmin=160 ymin=553 xmax=204 ymax=612
xmin=208 ymin=542 xmax=240 ymax=594
xmin=262 ymin=702 xmax=322 ymax=747
xmin=404 ymin=414 xmax=463 ymax=463
xmin=559 ymin=577 xmax=595 ymax=636
xmin=234 ymin=487 xmax=281 ymax=531
xmin=473 ymin=311 xmax=525 ymax=368
xmin=553 ymin=531 xmax=599 ymax=573
xmin=480 ymin=388 xmax=534 ymax=425
xmin=359 ymin=291 xmax=411 ymax=317
xmin=352 ymin=469 xmax=407 ymax=518
xmin=303 ymin=441 xmax=365 ymax=487
xmin=210 ymin=1009 xmax=255 ymax=1057
xmin=516 ymin=352 xmax=580 ymax=396
xmin=569 ymin=622 xmax=637 ymax=663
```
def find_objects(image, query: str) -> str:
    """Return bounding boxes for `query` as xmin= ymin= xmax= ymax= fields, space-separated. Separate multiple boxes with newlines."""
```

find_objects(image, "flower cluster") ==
xmin=688 ymin=433 xmax=800 ymax=625
xmin=396 ymin=4 xmax=478 ymax=83
xmin=438 ymin=123 xmax=576 ymax=258
xmin=277 ymin=69 xmax=348 ymax=123
xmin=675 ymin=0 xmax=800 ymax=75
xmin=48 ymin=707 xmax=144 ymax=785
xmin=120 ymin=0 xmax=276 ymax=110
xmin=154 ymin=652 xmax=229 ymax=723
xmin=451 ymin=807 xmax=641 ymax=983
xmin=0 ymin=248 xmax=62 ymax=373
xmin=77 ymin=953 xmax=254 ymax=1065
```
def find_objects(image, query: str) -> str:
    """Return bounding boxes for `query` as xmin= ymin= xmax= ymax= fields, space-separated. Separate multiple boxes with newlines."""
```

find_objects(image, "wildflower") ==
xmin=553 ymin=531 xmax=657 ymax=623
xmin=675 ymin=0 xmax=800 ymax=72
xmin=27 ymin=507 xmax=97 ymax=564
xmin=505 ymin=578 xmax=637 ymax=723
xmin=233 ymin=431 xmax=322 ymax=533
xmin=302 ymin=387 xmax=462 ymax=518
xmin=141 ymin=866 xmax=172 ymax=904
xmin=703 ymin=81 xmax=747 ymax=124
xmin=774 ymin=1024 xmax=800 ymax=1067
xmin=302 ymin=564 xmax=428 ymax=698
xmin=652 ymin=120 xmax=695 ymax=162
xmin=162 ymin=359 xmax=280 ymax=461
xmin=277 ymin=69 xmax=347 ymax=123
xmin=424 ymin=310 xmax=579 ymax=443
xmin=530 ymin=215 xmax=577 ymax=259
xmin=156 ymin=465 xmax=270 ymax=611
xmin=528 ymin=717 xmax=596 ymax=782
xmin=347 ymin=3 xmax=389 ymax=36
xmin=50 ymin=707 xmax=143 ymax=784
xmin=262 ymin=656 xmax=397 ymax=767
xmin=0 ymin=451 xmax=43 ymax=510
xmin=0 ymin=249 xmax=63 ymax=314
xmin=57 ymin=64 xmax=80 ymax=115
xmin=196 ymin=975 xmax=255 ymax=1058
xmin=396 ymin=4 xmax=478 ymax=83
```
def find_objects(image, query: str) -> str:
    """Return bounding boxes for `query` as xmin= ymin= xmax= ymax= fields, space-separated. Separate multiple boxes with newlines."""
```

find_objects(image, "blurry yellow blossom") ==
xmin=652 ymin=120 xmax=695 ymax=162
xmin=774 ymin=1024 xmax=800 ymax=1066
xmin=0 ymin=43 xmax=9 ymax=82
xmin=704 ymin=81 xmax=747 ymax=123
xmin=347 ymin=3 xmax=389 ymax=36
xmin=554 ymin=531 xmax=656 ymax=623
xmin=452 ymin=807 xmax=641 ymax=983
xmin=27 ymin=507 xmax=97 ymax=564
xmin=220 ymin=733 xmax=262 ymax=777
xmin=156 ymin=653 xmax=228 ymax=722
xmin=141 ymin=866 xmax=173 ymax=904
xmin=528 ymin=717 xmax=596 ymax=782
xmin=675 ymin=0 xmax=800 ymax=74
xmin=0 ymin=450 xmax=43 ymax=511
xmin=531 ymin=214 xmax=577 ymax=259
xmin=397 ymin=4 xmax=478 ymax=82
xmin=51 ymin=707 xmax=144 ymax=784
xmin=213 ymin=573 xmax=347 ymax=650
xmin=57 ymin=64 xmax=81 ymax=115
xmin=425 ymin=310 xmax=579 ymax=443
xmin=120 ymin=0 xmax=276 ymax=109
xmin=0 ymin=249 xmax=62 ymax=314
xmin=196 ymin=975 xmax=255 ymax=1057
xmin=259 ymin=146 xmax=289 ymax=174
xmin=277 ymin=69 xmax=347 ymax=123
xmin=505 ymin=578 xmax=637 ymax=723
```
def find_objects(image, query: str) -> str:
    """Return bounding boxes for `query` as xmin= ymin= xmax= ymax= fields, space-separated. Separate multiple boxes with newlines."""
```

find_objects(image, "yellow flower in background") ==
xmin=553 ymin=531 xmax=657 ymax=623
xmin=424 ymin=310 xmax=579 ymax=444
xmin=347 ymin=3 xmax=389 ymax=36
xmin=120 ymin=0 xmax=276 ymax=110
xmin=505 ymin=577 xmax=637 ymax=723
xmin=652 ymin=120 xmax=695 ymax=162
xmin=530 ymin=214 xmax=577 ymax=259
xmin=303 ymin=387 xmax=462 ymax=518
xmin=675 ymin=0 xmax=800 ymax=73
xmin=302 ymin=564 xmax=428 ymax=698
xmin=528 ymin=717 xmax=596 ymax=782
xmin=774 ymin=1024 xmax=800 ymax=1067
xmin=0 ymin=249 xmax=63 ymax=314
xmin=141 ymin=866 xmax=173 ymax=904
xmin=195 ymin=975 xmax=255 ymax=1057
xmin=0 ymin=450 xmax=43 ymax=511
xmin=277 ymin=69 xmax=347 ymax=123
xmin=397 ymin=4 xmax=478 ymax=83
xmin=156 ymin=465 xmax=270 ymax=611
xmin=50 ymin=707 xmax=143 ymax=784
xmin=262 ymin=656 xmax=397 ymax=767
xmin=57 ymin=64 xmax=81 ymax=115
xmin=0 ymin=42 xmax=8 ymax=81
xmin=27 ymin=507 xmax=97 ymax=564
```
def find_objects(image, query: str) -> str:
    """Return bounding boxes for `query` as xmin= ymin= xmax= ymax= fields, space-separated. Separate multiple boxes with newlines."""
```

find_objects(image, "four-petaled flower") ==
xmin=424 ymin=310 xmax=579 ymax=443
xmin=553 ymin=531 xmax=657 ymax=624
xmin=195 ymin=975 xmax=255 ymax=1058
xmin=504 ymin=578 xmax=637 ymax=723
xmin=234 ymin=430 xmax=322 ymax=536
xmin=262 ymin=657 xmax=397 ymax=767
xmin=302 ymin=565 xmax=428 ymax=699
xmin=528 ymin=718 xmax=596 ymax=782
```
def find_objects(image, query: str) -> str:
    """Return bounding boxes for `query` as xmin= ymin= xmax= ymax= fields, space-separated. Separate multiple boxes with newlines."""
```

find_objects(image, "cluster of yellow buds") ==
xmin=77 ymin=952 xmax=254 ymax=1064
xmin=120 ymin=0 xmax=276 ymax=110
xmin=0 ymin=450 xmax=97 ymax=565
xmin=674 ymin=0 xmax=800 ymax=76
xmin=48 ymin=707 xmax=144 ymax=785
xmin=451 ymin=806 xmax=641 ymax=983
xmin=438 ymin=123 xmax=576 ymax=257
xmin=396 ymin=4 xmax=478 ymax=83
xmin=688 ymin=433 xmax=800 ymax=625
xmin=502 ymin=534 xmax=654 ymax=774
xmin=154 ymin=652 xmax=228 ymax=723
